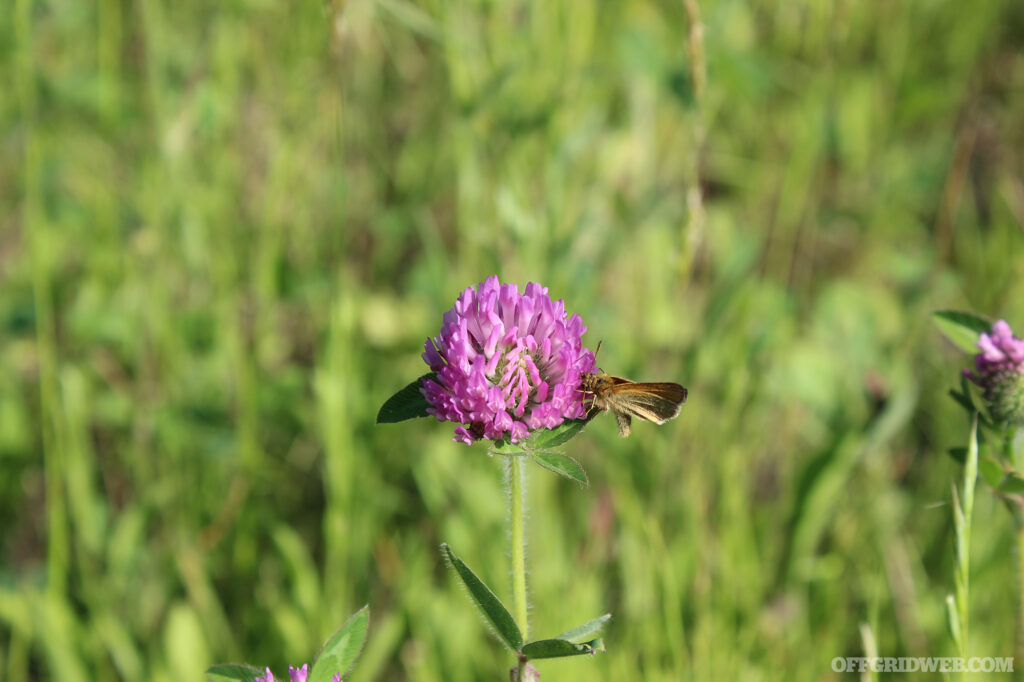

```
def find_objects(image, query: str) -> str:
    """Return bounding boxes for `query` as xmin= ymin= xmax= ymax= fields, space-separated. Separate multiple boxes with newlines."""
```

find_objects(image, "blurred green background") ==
xmin=3 ymin=0 xmax=1024 ymax=679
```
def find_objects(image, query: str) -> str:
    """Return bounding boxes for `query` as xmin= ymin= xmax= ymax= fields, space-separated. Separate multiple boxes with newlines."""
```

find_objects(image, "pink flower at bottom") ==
xmin=255 ymin=664 xmax=340 ymax=682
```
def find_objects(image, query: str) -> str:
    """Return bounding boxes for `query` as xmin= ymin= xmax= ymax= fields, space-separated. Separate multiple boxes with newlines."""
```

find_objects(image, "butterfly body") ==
xmin=581 ymin=371 xmax=687 ymax=437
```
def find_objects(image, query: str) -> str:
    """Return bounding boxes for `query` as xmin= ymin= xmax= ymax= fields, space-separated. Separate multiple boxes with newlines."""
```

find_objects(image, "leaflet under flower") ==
xmin=421 ymin=276 xmax=596 ymax=444
xmin=965 ymin=319 xmax=1024 ymax=428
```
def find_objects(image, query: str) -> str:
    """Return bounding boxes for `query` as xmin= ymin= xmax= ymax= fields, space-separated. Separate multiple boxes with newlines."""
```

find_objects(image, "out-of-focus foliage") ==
xmin=2 ymin=0 xmax=1023 ymax=679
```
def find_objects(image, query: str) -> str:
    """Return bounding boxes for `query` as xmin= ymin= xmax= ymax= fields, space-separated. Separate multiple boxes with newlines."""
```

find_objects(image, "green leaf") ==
xmin=999 ymin=474 xmax=1024 ymax=494
xmin=933 ymin=311 xmax=991 ymax=354
xmin=521 ymin=638 xmax=603 ymax=659
xmin=521 ymin=419 xmax=590 ymax=449
xmin=489 ymin=440 xmax=525 ymax=456
xmin=948 ymin=447 xmax=966 ymax=465
xmin=555 ymin=613 xmax=611 ymax=642
xmin=958 ymin=376 xmax=997 ymax=431
xmin=310 ymin=605 xmax=370 ymax=682
xmin=948 ymin=390 xmax=975 ymax=416
xmin=206 ymin=664 xmax=263 ymax=681
xmin=489 ymin=420 xmax=590 ymax=457
xmin=530 ymin=451 xmax=588 ymax=486
xmin=440 ymin=544 xmax=523 ymax=652
xmin=979 ymin=457 xmax=1005 ymax=490
xmin=376 ymin=373 xmax=435 ymax=423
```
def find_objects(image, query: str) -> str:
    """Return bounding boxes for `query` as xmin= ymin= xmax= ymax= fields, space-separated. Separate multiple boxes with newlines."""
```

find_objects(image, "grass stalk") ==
xmin=950 ymin=415 xmax=978 ymax=663
xmin=16 ymin=0 xmax=70 ymax=597
xmin=681 ymin=0 xmax=707 ymax=281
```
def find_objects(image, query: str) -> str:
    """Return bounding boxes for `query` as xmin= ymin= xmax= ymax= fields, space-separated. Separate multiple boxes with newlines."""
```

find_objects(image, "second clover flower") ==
xmin=421 ymin=276 xmax=596 ymax=444
xmin=965 ymin=319 xmax=1024 ymax=428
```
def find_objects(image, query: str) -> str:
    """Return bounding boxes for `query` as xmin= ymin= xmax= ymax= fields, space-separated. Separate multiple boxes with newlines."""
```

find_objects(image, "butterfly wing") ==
xmin=608 ymin=382 xmax=687 ymax=424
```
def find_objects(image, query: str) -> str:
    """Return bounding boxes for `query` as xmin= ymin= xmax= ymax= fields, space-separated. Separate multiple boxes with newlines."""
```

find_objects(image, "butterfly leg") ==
xmin=614 ymin=411 xmax=632 ymax=438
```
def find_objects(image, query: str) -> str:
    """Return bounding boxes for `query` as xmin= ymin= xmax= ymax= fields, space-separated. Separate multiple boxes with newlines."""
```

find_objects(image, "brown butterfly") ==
xmin=580 ymin=343 xmax=687 ymax=437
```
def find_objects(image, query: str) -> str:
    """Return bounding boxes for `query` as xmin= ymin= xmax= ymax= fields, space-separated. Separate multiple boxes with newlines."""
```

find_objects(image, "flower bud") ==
xmin=965 ymin=320 xmax=1024 ymax=428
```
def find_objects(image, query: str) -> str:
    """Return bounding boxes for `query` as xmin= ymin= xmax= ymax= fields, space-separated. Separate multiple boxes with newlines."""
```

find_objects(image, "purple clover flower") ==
xmin=254 ymin=664 xmax=340 ymax=682
xmin=421 ymin=276 xmax=596 ymax=444
xmin=965 ymin=319 xmax=1024 ymax=427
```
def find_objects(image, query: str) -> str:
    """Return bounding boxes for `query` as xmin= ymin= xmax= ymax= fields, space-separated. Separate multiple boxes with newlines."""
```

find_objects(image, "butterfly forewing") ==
xmin=583 ymin=370 xmax=687 ymax=436
xmin=607 ymin=382 xmax=687 ymax=424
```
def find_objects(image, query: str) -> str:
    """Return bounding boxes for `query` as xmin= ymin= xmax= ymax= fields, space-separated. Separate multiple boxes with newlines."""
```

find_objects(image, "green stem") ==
xmin=953 ymin=415 xmax=978 ymax=663
xmin=1016 ymin=511 xmax=1024 ymax=668
xmin=1010 ymin=427 xmax=1022 ymax=474
xmin=515 ymin=655 xmax=527 ymax=682
xmin=1005 ymin=430 xmax=1024 ymax=669
xmin=509 ymin=454 xmax=529 ymax=642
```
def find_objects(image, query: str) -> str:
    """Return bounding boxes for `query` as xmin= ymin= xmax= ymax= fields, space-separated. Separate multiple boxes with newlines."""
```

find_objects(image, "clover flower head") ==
xmin=254 ymin=664 xmax=340 ymax=682
xmin=965 ymin=319 xmax=1024 ymax=427
xmin=421 ymin=276 xmax=596 ymax=444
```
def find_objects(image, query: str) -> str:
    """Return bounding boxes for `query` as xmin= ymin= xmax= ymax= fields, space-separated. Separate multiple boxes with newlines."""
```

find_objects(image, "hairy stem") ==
xmin=508 ymin=455 xmax=528 ymax=641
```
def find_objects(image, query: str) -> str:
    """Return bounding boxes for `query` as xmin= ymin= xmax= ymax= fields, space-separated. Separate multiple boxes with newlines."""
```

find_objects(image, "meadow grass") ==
xmin=3 ymin=0 xmax=1024 ymax=679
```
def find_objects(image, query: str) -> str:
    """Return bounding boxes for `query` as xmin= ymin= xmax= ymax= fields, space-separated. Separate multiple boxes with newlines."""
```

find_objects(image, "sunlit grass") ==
xmin=2 ymin=0 xmax=1024 ymax=680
